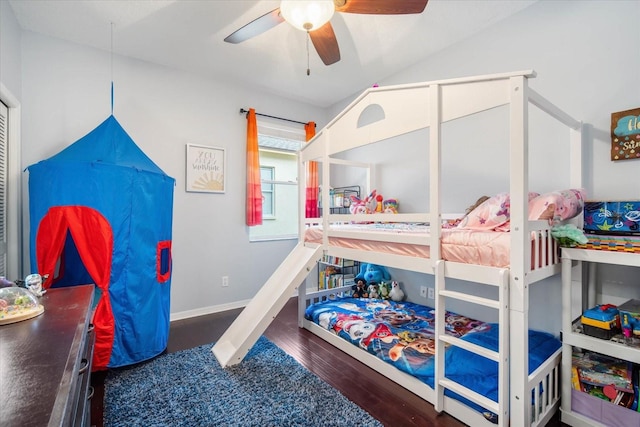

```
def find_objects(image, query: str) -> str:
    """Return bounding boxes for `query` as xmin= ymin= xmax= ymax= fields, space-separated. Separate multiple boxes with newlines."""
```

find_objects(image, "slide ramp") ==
xmin=212 ymin=243 xmax=323 ymax=367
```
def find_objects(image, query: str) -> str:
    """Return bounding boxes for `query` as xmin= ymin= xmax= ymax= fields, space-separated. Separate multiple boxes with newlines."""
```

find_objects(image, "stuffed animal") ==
xmin=375 ymin=193 xmax=384 ymax=213
xmin=349 ymin=190 xmax=378 ymax=215
xmin=383 ymin=198 xmax=399 ymax=214
xmin=352 ymin=279 xmax=368 ymax=298
xmin=355 ymin=263 xmax=391 ymax=286
xmin=378 ymin=281 xmax=390 ymax=299
xmin=389 ymin=281 xmax=405 ymax=302
xmin=367 ymin=283 xmax=380 ymax=299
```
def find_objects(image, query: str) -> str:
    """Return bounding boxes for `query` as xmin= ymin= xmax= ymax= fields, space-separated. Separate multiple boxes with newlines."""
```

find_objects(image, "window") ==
xmin=249 ymin=122 xmax=304 ymax=242
xmin=260 ymin=166 xmax=275 ymax=218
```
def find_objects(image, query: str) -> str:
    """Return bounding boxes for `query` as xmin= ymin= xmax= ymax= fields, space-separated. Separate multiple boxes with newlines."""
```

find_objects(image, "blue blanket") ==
xmin=305 ymin=297 xmax=561 ymax=421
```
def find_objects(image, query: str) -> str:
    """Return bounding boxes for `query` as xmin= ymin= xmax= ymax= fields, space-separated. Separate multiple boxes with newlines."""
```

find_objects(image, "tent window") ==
xmin=156 ymin=240 xmax=172 ymax=283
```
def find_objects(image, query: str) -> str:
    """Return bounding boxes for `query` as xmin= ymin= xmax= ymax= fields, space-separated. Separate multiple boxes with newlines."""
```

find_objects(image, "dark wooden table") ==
xmin=0 ymin=285 xmax=94 ymax=427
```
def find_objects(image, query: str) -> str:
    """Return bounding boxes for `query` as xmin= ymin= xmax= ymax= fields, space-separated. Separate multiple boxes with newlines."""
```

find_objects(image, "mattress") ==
xmin=305 ymin=297 xmax=561 ymax=421
xmin=305 ymin=224 xmax=532 ymax=268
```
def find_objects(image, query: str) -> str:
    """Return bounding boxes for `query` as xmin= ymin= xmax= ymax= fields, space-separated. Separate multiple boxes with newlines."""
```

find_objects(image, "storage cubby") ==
xmin=561 ymin=248 xmax=640 ymax=426
xmin=318 ymin=255 xmax=359 ymax=291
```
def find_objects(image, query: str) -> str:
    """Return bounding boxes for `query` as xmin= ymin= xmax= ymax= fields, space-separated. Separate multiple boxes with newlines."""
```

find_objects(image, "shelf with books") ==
xmin=318 ymin=255 xmax=359 ymax=291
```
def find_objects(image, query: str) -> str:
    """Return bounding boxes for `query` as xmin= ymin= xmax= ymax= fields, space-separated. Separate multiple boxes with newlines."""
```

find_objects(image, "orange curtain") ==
xmin=246 ymin=108 xmax=263 ymax=226
xmin=305 ymin=122 xmax=318 ymax=218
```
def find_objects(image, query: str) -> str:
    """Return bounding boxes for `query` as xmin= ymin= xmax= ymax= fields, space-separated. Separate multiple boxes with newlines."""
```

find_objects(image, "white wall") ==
xmin=328 ymin=0 xmax=640 ymax=334
xmin=0 ymin=0 xmax=22 ymax=98
xmin=17 ymin=31 xmax=328 ymax=316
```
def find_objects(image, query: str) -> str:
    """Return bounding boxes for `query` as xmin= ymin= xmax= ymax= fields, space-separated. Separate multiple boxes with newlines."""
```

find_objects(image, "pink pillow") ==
xmin=529 ymin=189 xmax=585 ymax=222
xmin=459 ymin=192 xmax=540 ymax=231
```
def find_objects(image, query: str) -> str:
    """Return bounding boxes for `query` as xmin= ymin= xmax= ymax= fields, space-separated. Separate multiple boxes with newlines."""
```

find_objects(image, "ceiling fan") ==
xmin=224 ymin=0 xmax=429 ymax=67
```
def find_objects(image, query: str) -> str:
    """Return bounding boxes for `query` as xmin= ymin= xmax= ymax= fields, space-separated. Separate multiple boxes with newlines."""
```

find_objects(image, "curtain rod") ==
xmin=239 ymin=108 xmax=315 ymax=127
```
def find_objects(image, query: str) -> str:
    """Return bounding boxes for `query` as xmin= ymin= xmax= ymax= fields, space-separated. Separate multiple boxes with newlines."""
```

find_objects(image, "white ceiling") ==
xmin=8 ymin=0 xmax=538 ymax=108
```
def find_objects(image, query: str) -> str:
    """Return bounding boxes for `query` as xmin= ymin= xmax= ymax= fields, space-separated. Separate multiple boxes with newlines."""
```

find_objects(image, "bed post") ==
xmin=508 ymin=74 xmax=531 ymax=425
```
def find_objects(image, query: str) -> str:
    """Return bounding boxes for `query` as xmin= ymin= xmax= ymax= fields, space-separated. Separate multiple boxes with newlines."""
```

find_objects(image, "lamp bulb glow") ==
xmin=280 ymin=0 xmax=335 ymax=32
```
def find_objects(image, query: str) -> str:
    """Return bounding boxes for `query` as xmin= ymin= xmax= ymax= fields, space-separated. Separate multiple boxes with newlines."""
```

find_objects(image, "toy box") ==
xmin=618 ymin=299 xmax=640 ymax=337
xmin=581 ymin=304 xmax=620 ymax=340
xmin=583 ymin=201 xmax=640 ymax=235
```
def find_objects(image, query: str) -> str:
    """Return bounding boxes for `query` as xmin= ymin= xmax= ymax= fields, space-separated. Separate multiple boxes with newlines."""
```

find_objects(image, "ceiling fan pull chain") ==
xmin=306 ymin=31 xmax=311 ymax=76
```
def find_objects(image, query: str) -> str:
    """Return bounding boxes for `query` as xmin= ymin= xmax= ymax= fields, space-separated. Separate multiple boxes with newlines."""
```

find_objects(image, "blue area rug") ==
xmin=104 ymin=336 xmax=382 ymax=427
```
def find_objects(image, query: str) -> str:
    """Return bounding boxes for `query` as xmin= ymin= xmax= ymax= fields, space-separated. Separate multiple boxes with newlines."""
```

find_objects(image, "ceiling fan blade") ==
xmin=336 ymin=0 xmax=428 ymax=15
xmin=309 ymin=21 xmax=341 ymax=65
xmin=224 ymin=8 xmax=284 ymax=44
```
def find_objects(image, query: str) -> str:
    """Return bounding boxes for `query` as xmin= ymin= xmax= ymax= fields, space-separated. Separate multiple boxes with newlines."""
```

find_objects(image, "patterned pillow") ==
xmin=459 ymin=192 xmax=540 ymax=231
xmin=528 ymin=189 xmax=586 ymax=222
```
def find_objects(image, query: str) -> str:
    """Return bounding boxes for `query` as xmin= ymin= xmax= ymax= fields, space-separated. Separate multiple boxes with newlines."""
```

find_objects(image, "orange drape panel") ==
xmin=246 ymin=108 xmax=263 ymax=226
xmin=305 ymin=122 xmax=318 ymax=218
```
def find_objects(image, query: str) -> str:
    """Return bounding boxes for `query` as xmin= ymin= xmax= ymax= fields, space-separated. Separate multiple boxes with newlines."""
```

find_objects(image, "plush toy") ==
xmin=367 ymin=283 xmax=380 ymax=299
xmin=383 ymin=198 xmax=399 ymax=214
xmin=355 ymin=263 xmax=391 ymax=286
xmin=375 ymin=193 xmax=384 ymax=213
xmin=389 ymin=281 xmax=405 ymax=302
xmin=352 ymin=279 xmax=368 ymax=298
xmin=378 ymin=281 xmax=390 ymax=299
xmin=350 ymin=190 xmax=378 ymax=215
xmin=349 ymin=190 xmax=400 ymax=216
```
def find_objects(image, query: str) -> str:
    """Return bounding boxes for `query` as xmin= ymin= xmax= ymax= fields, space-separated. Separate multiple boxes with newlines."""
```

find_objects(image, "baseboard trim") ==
xmin=170 ymin=299 xmax=252 ymax=322
xmin=169 ymin=290 xmax=300 ymax=322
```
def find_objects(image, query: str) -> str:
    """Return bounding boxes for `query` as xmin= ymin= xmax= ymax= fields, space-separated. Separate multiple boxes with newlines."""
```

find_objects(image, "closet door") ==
xmin=0 ymin=101 xmax=8 ymax=276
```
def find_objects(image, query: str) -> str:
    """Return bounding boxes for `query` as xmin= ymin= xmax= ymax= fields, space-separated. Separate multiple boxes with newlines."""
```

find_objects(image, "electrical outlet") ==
xmin=420 ymin=286 xmax=427 ymax=298
xmin=428 ymin=287 xmax=435 ymax=299
xmin=222 ymin=276 xmax=229 ymax=287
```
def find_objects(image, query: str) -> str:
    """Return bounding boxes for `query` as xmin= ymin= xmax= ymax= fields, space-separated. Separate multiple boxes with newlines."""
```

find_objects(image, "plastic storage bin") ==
xmin=581 ymin=304 xmax=621 ymax=339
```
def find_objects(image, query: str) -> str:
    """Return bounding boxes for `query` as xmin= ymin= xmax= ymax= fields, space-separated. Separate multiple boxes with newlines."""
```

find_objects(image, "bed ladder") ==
xmin=212 ymin=243 xmax=323 ymax=367
xmin=433 ymin=260 xmax=510 ymax=427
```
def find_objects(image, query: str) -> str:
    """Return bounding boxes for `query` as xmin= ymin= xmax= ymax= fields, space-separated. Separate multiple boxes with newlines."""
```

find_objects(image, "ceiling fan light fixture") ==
xmin=280 ymin=0 xmax=335 ymax=32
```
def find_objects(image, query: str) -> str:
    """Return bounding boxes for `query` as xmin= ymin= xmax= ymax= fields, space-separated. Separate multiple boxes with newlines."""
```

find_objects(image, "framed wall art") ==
xmin=611 ymin=107 xmax=640 ymax=161
xmin=185 ymin=144 xmax=226 ymax=193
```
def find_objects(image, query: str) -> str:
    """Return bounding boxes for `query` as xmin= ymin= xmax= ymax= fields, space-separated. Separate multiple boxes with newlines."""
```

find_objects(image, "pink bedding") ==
xmin=304 ymin=224 xmax=516 ymax=268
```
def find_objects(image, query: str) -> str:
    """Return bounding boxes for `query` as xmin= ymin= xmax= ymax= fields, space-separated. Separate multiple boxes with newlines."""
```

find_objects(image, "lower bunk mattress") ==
xmin=305 ymin=297 xmax=561 ymax=422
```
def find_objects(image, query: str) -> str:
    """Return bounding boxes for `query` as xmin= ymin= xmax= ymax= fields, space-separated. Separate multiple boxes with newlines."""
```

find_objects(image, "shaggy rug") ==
xmin=103 ymin=336 xmax=382 ymax=427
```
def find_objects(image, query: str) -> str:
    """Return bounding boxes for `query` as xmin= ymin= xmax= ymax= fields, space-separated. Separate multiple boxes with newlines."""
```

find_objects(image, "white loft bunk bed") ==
xmin=213 ymin=70 xmax=583 ymax=427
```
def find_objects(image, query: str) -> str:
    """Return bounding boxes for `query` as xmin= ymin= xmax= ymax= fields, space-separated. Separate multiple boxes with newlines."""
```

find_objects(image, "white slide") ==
xmin=212 ymin=243 xmax=323 ymax=367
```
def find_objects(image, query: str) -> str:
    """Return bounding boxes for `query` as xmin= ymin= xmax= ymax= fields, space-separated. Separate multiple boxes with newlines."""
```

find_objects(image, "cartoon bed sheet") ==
xmin=305 ymin=297 xmax=561 ymax=420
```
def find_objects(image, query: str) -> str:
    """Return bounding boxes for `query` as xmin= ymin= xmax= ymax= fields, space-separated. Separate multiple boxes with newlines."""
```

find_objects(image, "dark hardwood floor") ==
xmin=91 ymin=297 xmax=565 ymax=426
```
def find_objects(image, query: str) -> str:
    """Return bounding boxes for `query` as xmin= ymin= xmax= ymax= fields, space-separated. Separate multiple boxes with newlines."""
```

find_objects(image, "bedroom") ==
xmin=1 ymin=1 xmax=638 ymax=426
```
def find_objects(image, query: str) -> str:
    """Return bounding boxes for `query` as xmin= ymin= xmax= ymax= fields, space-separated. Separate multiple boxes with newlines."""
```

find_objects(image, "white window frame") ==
xmin=260 ymin=166 xmax=276 ymax=219
xmin=0 ymin=83 xmax=21 ymax=279
xmin=249 ymin=120 xmax=305 ymax=242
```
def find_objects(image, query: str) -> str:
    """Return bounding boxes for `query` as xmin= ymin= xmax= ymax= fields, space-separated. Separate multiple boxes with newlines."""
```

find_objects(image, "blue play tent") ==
xmin=27 ymin=115 xmax=175 ymax=370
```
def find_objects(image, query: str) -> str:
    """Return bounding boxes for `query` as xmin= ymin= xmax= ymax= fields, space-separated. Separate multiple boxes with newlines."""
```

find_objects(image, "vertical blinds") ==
xmin=0 ymin=101 xmax=8 ymax=277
